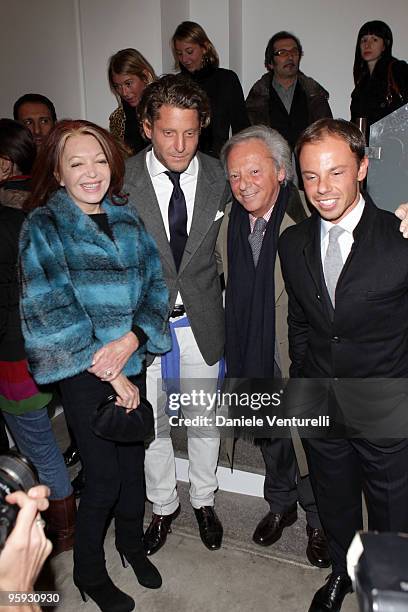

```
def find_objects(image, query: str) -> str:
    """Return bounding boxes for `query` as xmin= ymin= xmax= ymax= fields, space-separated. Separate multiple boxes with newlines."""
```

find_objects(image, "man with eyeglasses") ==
xmin=246 ymin=31 xmax=332 ymax=155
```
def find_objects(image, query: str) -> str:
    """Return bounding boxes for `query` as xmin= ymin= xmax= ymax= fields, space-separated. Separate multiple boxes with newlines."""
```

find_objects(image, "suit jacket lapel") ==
xmin=178 ymin=153 xmax=227 ymax=274
xmin=126 ymin=152 xmax=176 ymax=272
xmin=303 ymin=214 xmax=324 ymax=296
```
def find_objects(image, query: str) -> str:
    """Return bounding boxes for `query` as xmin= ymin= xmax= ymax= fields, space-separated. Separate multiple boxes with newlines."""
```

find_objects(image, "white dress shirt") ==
xmin=146 ymin=149 xmax=199 ymax=306
xmin=320 ymin=194 xmax=365 ymax=264
xmin=146 ymin=148 xmax=198 ymax=239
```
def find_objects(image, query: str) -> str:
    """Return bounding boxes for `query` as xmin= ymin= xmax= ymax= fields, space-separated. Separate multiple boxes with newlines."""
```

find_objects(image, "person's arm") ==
xmin=278 ymin=236 xmax=310 ymax=377
xmin=0 ymin=486 xmax=52 ymax=612
xmin=227 ymin=71 xmax=250 ymax=134
xmin=88 ymin=215 xmax=171 ymax=382
xmin=395 ymin=203 xmax=408 ymax=238
xmin=245 ymin=76 xmax=271 ymax=126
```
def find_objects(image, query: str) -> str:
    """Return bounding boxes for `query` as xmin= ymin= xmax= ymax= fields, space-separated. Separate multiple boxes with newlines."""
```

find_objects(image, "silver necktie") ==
xmin=324 ymin=225 xmax=345 ymax=306
xmin=248 ymin=217 xmax=267 ymax=267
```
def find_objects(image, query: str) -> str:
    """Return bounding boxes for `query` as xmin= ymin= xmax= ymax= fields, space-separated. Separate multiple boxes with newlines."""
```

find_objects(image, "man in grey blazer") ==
xmin=124 ymin=75 xmax=230 ymax=554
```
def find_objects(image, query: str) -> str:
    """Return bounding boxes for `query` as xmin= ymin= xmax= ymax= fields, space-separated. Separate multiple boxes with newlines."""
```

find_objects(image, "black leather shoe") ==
xmin=306 ymin=525 xmax=331 ymax=568
xmin=253 ymin=505 xmax=297 ymax=546
xmin=308 ymin=573 xmax=352 ymax=612
xmin=71 ymin=468 xmax=85 ymax=499
xmin=143 ymin=505 xmax=181 ymax=556
xmin=194 ymin=506 xmax=223 ymax=551
xmin=63 ymin=443 xmax=81 ymax=468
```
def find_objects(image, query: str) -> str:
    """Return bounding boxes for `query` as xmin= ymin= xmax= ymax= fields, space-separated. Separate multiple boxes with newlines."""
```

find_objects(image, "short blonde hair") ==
xmin=172 ymin=21 xmax=219 ymax=70
xmin=108 ymin=48 xmax=156 ymax=99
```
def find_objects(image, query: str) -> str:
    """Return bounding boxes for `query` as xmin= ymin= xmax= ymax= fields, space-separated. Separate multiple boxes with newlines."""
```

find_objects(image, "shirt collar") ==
xmin=146 ymin=148 xmax=198 ymax=178
xmin=320 ymin=194 xmax=365 ymax=239
xmin=272 ymin=75 xmax=297 ymax=92
xmin=249 ymin=202 xmax=275 ymax=230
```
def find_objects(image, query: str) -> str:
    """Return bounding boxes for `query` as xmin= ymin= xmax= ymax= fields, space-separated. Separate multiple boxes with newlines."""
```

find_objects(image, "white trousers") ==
xmin=145 ymin=322 xmax=220 ymax=515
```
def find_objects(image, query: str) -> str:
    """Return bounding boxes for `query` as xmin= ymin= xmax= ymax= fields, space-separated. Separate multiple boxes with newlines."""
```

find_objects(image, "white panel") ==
xmin=176 ymin=458 xmax=264 ymax=497
xmin=241 ymin=0 xmax=408 ymax=120
xmin=0 ymin=0 xmax=83 ymax=120
xmin=161 ymin=0 xmax=189 ymax=74
xmin=188 ymin=0 xmax=230 ymax=67
xmin=79 ymin=0 xmax=163 ymax=127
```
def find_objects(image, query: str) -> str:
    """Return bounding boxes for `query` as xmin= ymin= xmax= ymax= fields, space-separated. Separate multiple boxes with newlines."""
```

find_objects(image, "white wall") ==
xmin=0 ymin=0 xmax=83 ymax=121
xmin=79 ymin=0 xmax=163 ymax=128
xmin=1 ymin=0 xmax=407 ymax=126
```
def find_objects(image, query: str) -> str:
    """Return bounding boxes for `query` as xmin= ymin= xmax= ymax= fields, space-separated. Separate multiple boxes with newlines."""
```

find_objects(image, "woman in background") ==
xmin=0 ymin=118 xmax=74 ymax=555
xmin=172 ymin=21 xmax=249 ymax=157
xmin=351 ymin=20 xmax=408 ymax=129
xmin=108 ymin=48 xmax=156 ymax=155
xmin=20 ymin=120 xmax=170 ymax=611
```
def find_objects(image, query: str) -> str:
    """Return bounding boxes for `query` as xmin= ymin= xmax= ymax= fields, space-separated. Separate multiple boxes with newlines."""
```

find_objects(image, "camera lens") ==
xmin=0 ymin=451 xmax=38 ymax=493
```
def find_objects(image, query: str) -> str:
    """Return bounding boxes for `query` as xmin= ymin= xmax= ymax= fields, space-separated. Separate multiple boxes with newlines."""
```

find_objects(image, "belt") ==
xmin=170 ymin=305 xmax=186 ymax=318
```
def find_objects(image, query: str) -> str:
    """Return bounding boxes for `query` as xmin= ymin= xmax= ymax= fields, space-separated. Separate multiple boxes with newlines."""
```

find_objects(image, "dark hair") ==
xmin=138 ymin=73 xmax=211 ymax=129
xmin=0 ymin=118 xmax=36 ymax=175
xmin=295 ymin=118 xmax=366 ymax=164
xmin=353 ymin=20 xmax=393 ymax=85
xmin=172 ymin=21 xmax=219 ymax=69
xmin=13 ymin=94 xmax=57 ymax=123
xmin=265 ymin=31 xmax=303 ymax=68
xmin=108 ymin=48 xmax=156 ymax=99
xmin=26 ymin=120 xmax=125 ymax=211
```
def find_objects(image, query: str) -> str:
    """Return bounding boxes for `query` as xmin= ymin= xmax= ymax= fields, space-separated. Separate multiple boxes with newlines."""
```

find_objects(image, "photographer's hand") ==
xmin=0 ymin=487 xmax=52 ymax=611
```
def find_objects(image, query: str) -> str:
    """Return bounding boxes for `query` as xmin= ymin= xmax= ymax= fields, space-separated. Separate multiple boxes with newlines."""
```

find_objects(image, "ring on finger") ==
xmin=105 ymin=370 xmax=113 ymax=377
xmin=36 ymin=517 xmax=46 ymax=529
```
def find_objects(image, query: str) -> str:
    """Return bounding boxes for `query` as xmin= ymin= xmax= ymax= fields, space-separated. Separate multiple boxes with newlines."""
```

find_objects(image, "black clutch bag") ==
xmin=90 ymin=394 xmax=154 ymax=443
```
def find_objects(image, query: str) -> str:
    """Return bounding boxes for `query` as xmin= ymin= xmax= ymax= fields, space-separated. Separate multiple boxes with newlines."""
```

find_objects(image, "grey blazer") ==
xmin=124 ymin=149 xmax=231 ymax=365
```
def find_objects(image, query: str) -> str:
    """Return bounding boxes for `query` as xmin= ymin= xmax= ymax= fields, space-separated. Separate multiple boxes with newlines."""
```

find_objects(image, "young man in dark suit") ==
xmin=279 ymin=118 xmax=408 ymax=612
xmin=123 ymin=74 xmax=229 ymax=555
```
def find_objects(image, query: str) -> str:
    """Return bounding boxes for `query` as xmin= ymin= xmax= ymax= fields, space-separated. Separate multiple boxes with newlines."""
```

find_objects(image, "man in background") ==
xmin=13 ymin=93 xmax=56 ymax=150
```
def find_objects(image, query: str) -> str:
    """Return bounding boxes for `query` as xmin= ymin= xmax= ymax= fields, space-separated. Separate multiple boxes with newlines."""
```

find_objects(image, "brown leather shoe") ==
xmin=252 ymin=505 xmax=297 ymax=546
xmin=308 ymin=573 xmax=352 ymax=611
xmin=306 ymin=525 xmax=331 ymax=568
xmin=194 ymin=506 xmax=223 ymax=551
xmin=143 ymin=505 xmax=181 ymax=556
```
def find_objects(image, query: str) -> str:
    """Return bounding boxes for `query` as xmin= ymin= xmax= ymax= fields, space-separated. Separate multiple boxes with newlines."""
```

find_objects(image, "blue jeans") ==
xmin=3 ymin=408 xmax=72 ymax=500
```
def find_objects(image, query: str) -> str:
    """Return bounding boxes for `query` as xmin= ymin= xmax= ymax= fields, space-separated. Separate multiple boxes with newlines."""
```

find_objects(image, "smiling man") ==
xmin=220 ymin=125 xmax=330 ymax=569
xmin=246 ymin=31 xmax=332 ymax=154
xmin=124 ymin=74 xmax=229 ymax=555
xmin=279 ymin=118 xmax=408 ymax=612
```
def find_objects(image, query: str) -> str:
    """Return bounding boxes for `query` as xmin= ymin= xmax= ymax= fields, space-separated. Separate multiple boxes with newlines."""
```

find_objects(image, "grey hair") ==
xmin=220 ymin=124 xmax=293 ymax=183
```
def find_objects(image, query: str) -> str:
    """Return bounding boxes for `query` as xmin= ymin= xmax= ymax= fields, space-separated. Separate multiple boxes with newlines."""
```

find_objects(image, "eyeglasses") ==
xmin=273 ymin=47 xmax=300 ymax=58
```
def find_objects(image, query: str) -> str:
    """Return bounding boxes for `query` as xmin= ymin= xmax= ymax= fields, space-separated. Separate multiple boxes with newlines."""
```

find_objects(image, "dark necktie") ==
xmin=165 ymin=171 xmax=188 ymax=271
xmin=248 ymin=217 xmax=267 ymax=267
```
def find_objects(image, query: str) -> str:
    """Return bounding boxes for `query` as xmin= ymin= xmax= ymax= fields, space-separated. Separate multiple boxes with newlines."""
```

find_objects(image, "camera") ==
xmin=0 ymin=451 xmax=38 ymax=550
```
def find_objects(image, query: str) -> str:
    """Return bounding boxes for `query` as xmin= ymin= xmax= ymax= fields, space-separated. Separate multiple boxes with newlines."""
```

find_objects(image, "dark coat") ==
xmin=0 ymin=205 xmax=25 ymax=360
xmin=278 ymin=195 xmax=408 ymax=380
xmin=180 ymin=65 xmax=250 ymax=158
xmin=19 ymin=190 xmax=171 ymax=384
xmin=246 ymin=71 xmax=332 ymax=149
xmin=351 ymin=56 xmax=408 ymax=127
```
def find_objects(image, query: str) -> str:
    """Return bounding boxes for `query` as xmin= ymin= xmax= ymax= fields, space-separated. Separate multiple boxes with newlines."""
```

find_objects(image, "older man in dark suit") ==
xmin=123 ymin=75 xmax=229 ymax=555
xmin=279 ymin=118 xmax=408 ymax=612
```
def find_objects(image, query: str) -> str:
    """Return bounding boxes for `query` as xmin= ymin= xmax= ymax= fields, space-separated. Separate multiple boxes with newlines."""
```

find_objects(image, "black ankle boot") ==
xmin=74 ymin=575 xmax=135 ymax=612
xmin=118 ymin=549 xmax=162 ymax=589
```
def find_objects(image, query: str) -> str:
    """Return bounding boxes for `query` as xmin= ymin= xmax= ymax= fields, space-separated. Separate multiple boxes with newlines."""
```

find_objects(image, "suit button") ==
xmin=316 ymin=294 xmax=321 ymax=300
xmin=331 ymin=336 xmax=340 ymax=343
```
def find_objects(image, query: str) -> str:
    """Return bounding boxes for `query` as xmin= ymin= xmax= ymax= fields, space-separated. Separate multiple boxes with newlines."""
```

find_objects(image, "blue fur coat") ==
xmin=19 ymin=190 xmax=171 ymax=384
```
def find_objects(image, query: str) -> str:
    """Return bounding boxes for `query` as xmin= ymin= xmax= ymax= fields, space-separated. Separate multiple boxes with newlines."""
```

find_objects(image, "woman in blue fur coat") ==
xmin=19 ymin=120 xmax=171 ymax=612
